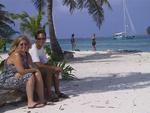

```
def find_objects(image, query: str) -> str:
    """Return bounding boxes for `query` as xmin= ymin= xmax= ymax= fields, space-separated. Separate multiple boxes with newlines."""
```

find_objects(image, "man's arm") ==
xmin=34 ymin=62 xmax=50 ymax=68
xmin=35 ymin=62 xmax=62 ymax=74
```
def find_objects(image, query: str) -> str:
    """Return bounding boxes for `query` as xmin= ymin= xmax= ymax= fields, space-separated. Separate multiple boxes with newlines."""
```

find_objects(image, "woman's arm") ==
xmin=13 ymin=53 xmax=37 ymax=76
xmin=27 ymin=52 xmax=37 ymax=69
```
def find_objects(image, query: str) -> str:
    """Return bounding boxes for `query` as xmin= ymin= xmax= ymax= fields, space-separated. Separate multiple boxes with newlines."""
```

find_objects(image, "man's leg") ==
xmin=38 ymin=67 xmax=52 ymax=98
xmin=38 ymin=66 xmax=60 ymax=102
xmin=52 ymin=74 xmax=60 ymax=94
xmin=52 ymin=71 xmax=69 ymax=98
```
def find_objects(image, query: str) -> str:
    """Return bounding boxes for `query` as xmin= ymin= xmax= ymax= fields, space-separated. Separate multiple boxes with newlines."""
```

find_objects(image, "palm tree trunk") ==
xmin=47 ymin=0 xmax=63 ymax=60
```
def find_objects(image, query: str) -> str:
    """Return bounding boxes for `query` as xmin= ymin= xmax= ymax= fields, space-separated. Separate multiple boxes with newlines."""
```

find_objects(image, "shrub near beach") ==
xmin=0 ymin=58 xmax=5 ymax=73
xmin=44 ymin=45 xmax=76 ymax=80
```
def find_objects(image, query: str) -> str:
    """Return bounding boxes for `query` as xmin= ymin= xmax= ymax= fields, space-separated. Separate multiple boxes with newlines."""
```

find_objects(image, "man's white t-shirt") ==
xmin=29 ymin=43 xmax=48 ymax=63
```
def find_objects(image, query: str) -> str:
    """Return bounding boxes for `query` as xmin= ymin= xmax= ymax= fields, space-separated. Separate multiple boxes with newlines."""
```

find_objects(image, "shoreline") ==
xmin=0 ymin=49 xmax=145 ymax=58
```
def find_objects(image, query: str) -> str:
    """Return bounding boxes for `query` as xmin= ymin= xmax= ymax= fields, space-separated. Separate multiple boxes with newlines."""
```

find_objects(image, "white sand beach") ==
xmin=1 ymin=51 xmax=150 ymax=113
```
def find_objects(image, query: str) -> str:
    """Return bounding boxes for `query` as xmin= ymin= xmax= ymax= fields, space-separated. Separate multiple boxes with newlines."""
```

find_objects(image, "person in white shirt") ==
xmin=29 ymin=30 xmax=68 ymax=101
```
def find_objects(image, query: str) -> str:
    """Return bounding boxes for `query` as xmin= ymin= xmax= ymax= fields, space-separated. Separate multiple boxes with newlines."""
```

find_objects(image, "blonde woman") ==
xmin=0 ymin=35 xmax=45 ymax=108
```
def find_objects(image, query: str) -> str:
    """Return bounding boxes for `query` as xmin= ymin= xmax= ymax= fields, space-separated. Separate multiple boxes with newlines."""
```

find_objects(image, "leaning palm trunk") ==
xmin=47 ymin=0 xmax=63 ymax=60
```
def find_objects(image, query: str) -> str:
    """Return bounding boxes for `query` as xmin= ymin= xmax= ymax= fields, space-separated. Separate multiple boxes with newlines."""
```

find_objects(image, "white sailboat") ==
xmin=113 ymin=0 xmax=136 ymax=39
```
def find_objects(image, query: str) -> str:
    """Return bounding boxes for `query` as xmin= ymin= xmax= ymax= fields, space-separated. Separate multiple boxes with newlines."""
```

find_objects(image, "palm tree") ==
xmin=32 ymin=0 xmax=64 ymax=60
xmin=0 ymin=3 xmax=18 ymax=52
xmin=32 ymin=0 xmax=111 ymax=60
xmin=10 ymin=11 xmax=47 ymax=37
xmin=0 ymin=27 xmax=19 ymax=52
xmin=0 ymin=3 xmax=16 ymax=38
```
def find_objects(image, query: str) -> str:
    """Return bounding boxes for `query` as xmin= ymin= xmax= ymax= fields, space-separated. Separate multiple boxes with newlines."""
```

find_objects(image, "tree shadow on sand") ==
xmin=1 ymin=72 xmax=149 ymax=112
xmin=69 ymin=52 xmax=141 ymax=64
xmin=61 ymin=72 xmax=150 ymax=96
xmin=0 ymin=102 xmax=27 ymax=113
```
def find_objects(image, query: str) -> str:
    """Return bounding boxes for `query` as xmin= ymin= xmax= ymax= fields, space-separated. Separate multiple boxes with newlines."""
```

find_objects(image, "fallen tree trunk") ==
xmin=0 ymin=89 xmax=26 ymax=107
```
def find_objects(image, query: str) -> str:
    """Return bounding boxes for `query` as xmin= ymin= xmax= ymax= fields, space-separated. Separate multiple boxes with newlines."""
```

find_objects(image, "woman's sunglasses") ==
xmin=19 ymin=43 xmax=27 ymax=46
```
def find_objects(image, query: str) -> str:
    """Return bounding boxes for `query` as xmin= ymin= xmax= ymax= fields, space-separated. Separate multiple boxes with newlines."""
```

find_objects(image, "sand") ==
xmin=1 ymin=51 xmax=150 ymax=113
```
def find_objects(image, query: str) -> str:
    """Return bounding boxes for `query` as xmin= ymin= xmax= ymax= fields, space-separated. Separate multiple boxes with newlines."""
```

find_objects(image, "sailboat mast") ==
xmin=113 ymin=0 xmax=135 ymax=39
xmin=123 ymin=0 xmax=127 ymax=37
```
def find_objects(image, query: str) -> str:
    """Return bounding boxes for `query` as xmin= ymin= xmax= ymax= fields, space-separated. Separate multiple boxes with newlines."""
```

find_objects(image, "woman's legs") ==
xmin=26 ymin=74 xmax=38 ymax=107
xmin=34 ymin=71 xmax=45 ymax=103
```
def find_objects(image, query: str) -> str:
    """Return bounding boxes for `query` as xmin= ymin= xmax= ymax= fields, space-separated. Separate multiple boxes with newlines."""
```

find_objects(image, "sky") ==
xmin=1 ymin=0 xmax=150 ymax=39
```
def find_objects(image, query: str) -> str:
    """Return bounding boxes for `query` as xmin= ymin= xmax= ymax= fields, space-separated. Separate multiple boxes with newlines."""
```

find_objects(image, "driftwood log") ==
xmin=0 ymin=89 xmax=26 ymax=107
xmin=63 ymin=51 xmax=74 ymax=59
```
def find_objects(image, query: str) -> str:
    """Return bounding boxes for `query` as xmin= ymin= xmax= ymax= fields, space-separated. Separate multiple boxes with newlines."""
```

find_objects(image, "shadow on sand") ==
xmin=1 ymin=72 xmax=150 ymax=112
xmin=69 ymin=52 xmax=141 ymax=63
xmin=62 ymin=72 xmax=150 ymax=96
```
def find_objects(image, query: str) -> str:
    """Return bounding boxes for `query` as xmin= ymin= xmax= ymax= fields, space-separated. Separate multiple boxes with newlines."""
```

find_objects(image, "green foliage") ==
xmin=44 ymin=44 xmax=51 ymax=56
xmin=51 ymin=52 xmax=63 ymax=62
xmin=45 ymin=44 xmax=63 ymax=62
xmin=62 ymin=0 xmax=111 ymax=29
xmin=0 ymin=3 xmax=17 ymax=38
xmin=50 ymin=60 xmax=76 ymax=80
xmin=0 ymin=57 xmax=5 ymax=72
xmin=9 ymin=11 xmax=48 ymax=37
xmin=59 ymin=61 xmax=76 ymax=80
xmin=0 ymin=38 xmax=6 ymax=49
xmin=44 ymin=45 xmax=77 ymax=80
xmin=0 ymin=38 xmax=12 ymax=51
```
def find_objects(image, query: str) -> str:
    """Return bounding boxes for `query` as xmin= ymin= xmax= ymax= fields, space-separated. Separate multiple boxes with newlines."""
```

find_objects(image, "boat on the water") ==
xmin=113 ymin=32 xmax=135 ymax=40
xmin=113 ymin=0 xmax=136 ymax=39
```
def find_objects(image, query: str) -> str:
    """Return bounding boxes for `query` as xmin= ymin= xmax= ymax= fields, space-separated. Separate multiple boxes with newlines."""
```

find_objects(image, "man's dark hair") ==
xmin=72 ymin=33 xmax=74 ymax=37
xmin=35 ymin=29 xmax=46 ymax=39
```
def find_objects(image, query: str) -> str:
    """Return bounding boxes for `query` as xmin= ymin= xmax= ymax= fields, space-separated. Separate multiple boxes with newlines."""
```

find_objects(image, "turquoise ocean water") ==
xmin=2 ymin=35 xmax=150 ymax=52
xmin=57 ymin=35 xmax=150 ymax=52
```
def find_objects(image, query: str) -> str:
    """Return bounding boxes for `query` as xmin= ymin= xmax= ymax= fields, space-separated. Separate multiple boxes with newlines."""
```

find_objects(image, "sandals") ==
xmin=28 ymin=103 xmax=45 ymax=109
xmin=47 ymin=92 xmax=69 ymax=102
xmin=57 ymin=93 xmax=69 ymax=99
xmin=47 ymin=95 xmax=59 ymax=102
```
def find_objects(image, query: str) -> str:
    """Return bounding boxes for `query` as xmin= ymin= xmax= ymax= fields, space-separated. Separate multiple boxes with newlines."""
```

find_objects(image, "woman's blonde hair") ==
xmin=8 ymin=35 xmax=31 ymax=55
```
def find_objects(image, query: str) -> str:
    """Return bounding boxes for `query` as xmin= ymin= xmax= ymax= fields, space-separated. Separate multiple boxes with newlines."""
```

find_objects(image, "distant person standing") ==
xmin=70 ymin=33 xmax=76 ymax=51
xmin=92 ymin=33 xmax=96 ymax=51
xmin=3 ymin=43 xmax=7 ymax=52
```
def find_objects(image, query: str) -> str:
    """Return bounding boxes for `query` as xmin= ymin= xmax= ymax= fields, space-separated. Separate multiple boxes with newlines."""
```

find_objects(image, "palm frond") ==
xmin=9 ymin=10 xmax=46 ymax=37
xmin=62 ymin=0 xmax=111 ymax=28
xmin=31 ymin=0 xmax=46 ymax=12
xmin=100 ymin=0 xmax=111 ymax=8
xmin=62 ymin=0 xmax=77 ymax=13
xmin=0 ymin=22 xmax=17 ymax=38
xmin=0 ymin=4 xmax=5 ymax=9
xmin=86 ymin=0 xmax=104 ymax=28
xmin=0 ymin=11 xmax=14 ymax=25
